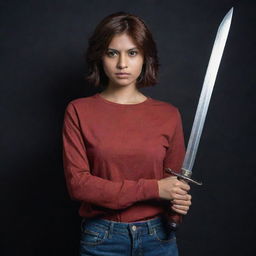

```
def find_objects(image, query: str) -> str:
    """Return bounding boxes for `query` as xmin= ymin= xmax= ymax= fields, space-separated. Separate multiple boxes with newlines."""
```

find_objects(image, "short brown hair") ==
xmin=84 ymin=11 xmax=160 ymax=89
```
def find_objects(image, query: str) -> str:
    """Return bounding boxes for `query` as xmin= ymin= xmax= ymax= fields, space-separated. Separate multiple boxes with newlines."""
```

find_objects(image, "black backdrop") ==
xmin=1 ymin=0 xmax=255 ymax=255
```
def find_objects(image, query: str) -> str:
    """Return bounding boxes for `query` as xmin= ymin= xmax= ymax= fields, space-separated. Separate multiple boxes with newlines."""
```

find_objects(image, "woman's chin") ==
xmin=109 ymin=79 xmax=135 ymax=87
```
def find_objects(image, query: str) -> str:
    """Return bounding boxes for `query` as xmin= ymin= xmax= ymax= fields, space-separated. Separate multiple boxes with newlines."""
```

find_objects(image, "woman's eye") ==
xmin=106 ymin=51 xmax=117 ymax=57
xmin=129 ymin=51 xmax=138 ymax=56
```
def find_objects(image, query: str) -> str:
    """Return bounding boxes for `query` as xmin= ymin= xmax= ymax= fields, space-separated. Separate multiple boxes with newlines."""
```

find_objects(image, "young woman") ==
xmin=62 ymin=11 xmax=192 ymax=256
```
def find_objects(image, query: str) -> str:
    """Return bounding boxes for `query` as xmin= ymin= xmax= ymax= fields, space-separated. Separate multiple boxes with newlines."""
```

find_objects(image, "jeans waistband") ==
xmin=81 ymin=215 xmax=170 ymax=235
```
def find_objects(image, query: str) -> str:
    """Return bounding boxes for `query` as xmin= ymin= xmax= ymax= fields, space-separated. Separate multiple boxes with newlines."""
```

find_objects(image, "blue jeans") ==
xmin=80 ymin=215 xmax=179 ymax=256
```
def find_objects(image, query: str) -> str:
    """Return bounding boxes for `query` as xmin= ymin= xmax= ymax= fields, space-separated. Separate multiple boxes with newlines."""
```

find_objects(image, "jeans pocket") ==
xmin=80 ymin=221 xmax=108 ymax=246
xmin=153 ymin=225 xmax=176 ymax=243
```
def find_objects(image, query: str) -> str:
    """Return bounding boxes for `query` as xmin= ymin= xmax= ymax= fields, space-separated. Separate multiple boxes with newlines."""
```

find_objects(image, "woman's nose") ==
xmin=117 ymin=53 xmax=128 ymax=69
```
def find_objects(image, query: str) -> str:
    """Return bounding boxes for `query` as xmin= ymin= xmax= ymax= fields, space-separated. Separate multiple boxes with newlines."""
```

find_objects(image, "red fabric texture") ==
xmin=62 ymin=93 xmax=185 ymax=222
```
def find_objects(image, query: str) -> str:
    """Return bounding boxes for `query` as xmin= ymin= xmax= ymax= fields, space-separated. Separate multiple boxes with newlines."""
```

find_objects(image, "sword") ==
xmin=165 ymin=7 xmax=234 ymax=230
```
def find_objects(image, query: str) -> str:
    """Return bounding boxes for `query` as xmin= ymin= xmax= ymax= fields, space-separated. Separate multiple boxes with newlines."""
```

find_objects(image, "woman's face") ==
xmin=101 ymin=33 xmax=144 ymax=89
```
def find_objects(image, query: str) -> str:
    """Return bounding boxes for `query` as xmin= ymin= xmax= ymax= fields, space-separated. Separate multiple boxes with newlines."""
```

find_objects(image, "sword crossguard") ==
xmin=165 ymin=168 xmax=202 ymax=186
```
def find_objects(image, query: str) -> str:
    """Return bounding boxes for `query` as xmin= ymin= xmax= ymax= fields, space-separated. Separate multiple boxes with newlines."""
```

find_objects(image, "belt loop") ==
xmin=108 ymin=222 xmax=114 ymax=239
xmin=147 ymin=219 xmax=154 ymax=235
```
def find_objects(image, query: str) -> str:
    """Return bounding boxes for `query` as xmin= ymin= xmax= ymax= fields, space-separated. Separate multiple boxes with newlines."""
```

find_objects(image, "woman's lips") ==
xmin=115 ymin=73 xmax=130 ymax=77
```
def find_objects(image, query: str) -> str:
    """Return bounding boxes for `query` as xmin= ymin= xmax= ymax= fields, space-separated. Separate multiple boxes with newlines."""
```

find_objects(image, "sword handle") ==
xmin=166 ymin=210 xmax=183 ymax=231
xmin=165 ymin=168 xmax=202 ymax=230
xmin=165 ymin=172 xmax=184 ymax=231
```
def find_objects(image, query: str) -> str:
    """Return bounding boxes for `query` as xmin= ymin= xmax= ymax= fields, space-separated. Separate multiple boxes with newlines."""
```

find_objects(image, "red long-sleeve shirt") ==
xmin=62 ymin=93 xmax=185 ymax=222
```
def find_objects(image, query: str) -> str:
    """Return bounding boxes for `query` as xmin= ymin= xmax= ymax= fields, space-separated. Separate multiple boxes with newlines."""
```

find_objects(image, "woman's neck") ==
xmin=99 ymin=88 xmax=147 ymax=104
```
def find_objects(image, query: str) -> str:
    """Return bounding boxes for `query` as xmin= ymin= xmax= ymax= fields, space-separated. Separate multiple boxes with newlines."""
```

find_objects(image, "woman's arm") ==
xmin=163 ymin=108 xmax=186 ymax=175
xmin=62 ymin=102 xmax=159 ymax=210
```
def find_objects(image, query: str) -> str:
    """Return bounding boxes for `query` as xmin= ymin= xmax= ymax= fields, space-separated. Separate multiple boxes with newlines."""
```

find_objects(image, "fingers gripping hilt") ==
xmin=165 ymin=168 xmax=202 ymax=231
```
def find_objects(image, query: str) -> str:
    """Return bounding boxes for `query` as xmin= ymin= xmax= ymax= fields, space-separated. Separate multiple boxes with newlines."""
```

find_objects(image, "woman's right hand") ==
xmin=157 ymin=176 xmax=190 ymax=201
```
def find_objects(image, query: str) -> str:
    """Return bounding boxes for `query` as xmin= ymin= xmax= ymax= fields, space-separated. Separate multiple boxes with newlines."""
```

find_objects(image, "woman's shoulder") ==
xmin=149 ymin=97 xmax=182 ymax=124
xmin=65 ymin=94 xmax=97 ymax=109
xmin=149 ymin=97 xmax=179 ymax=113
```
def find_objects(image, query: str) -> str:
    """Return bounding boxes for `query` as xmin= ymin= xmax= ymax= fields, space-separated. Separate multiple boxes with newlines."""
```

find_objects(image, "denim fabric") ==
xmin=80 ymin=215 xmax=179 ymax=256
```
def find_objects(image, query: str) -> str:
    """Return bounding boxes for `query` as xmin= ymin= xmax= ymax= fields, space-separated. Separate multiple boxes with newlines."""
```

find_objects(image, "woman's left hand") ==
xmin=171 ymin=193 xmax=192 ymax=215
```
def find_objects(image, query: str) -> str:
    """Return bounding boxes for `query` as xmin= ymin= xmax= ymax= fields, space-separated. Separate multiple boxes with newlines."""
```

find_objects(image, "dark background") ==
xmin=1 ymin=0 xmax=255 ymax=255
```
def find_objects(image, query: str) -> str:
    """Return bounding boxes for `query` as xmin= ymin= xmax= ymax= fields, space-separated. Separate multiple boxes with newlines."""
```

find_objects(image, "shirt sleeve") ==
xmin=163 ymin=108 xmax=186 ymax=178
xmin=62 ymin=102 xmax=159 ymax=210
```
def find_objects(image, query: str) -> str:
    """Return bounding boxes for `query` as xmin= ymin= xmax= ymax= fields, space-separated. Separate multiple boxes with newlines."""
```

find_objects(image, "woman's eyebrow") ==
xmin=107 ymin=47 xmax=139 ymax=52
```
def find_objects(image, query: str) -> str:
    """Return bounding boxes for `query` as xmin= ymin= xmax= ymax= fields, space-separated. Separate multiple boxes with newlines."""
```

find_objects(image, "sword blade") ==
xmin=182 ymin=8 xmax=233 ymax=175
